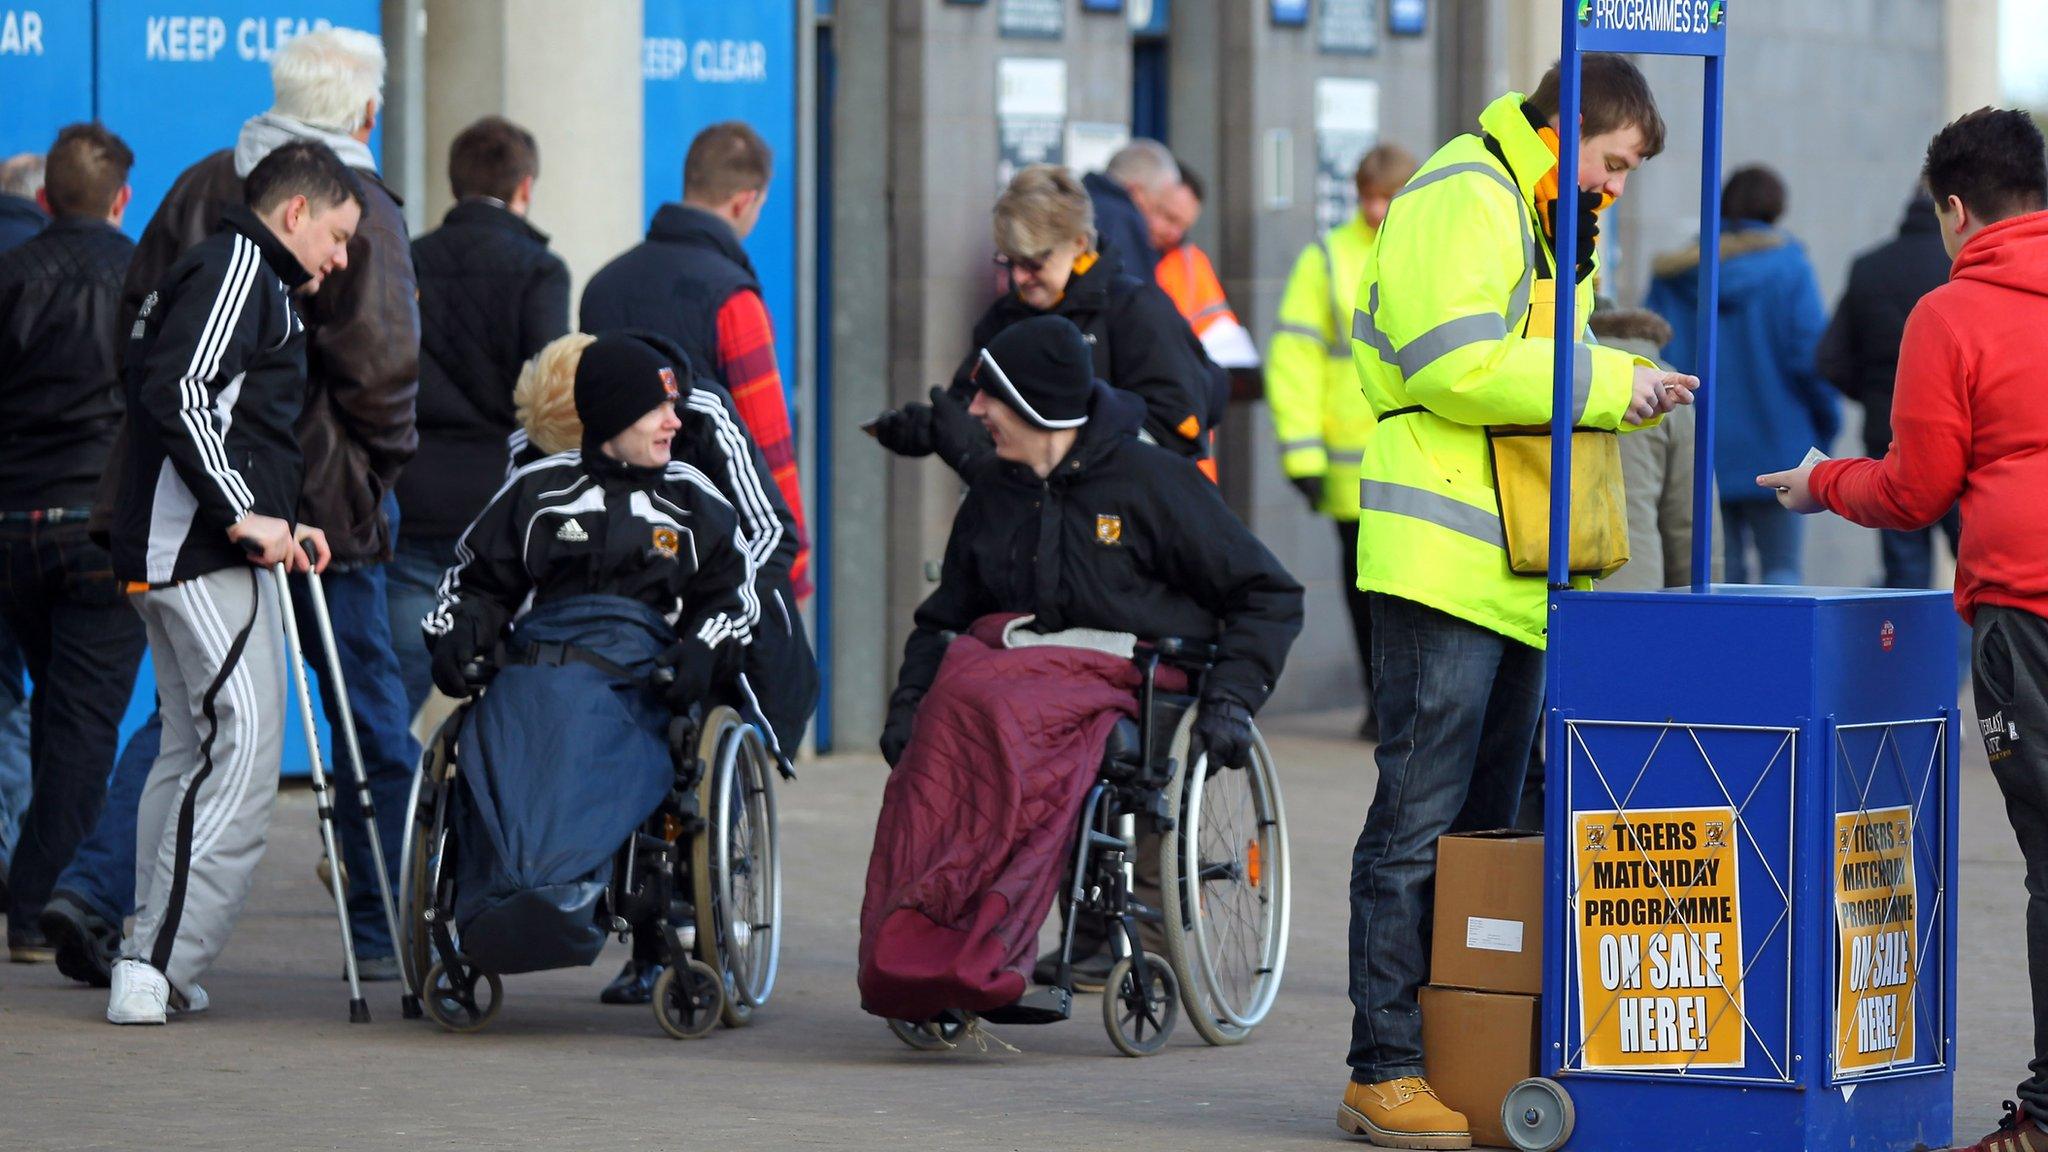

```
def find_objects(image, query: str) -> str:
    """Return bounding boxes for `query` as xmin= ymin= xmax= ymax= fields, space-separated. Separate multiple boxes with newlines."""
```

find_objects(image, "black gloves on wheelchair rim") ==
xmin=658 ymin=635 xmax=733 ymax=712
xmin=1193 ymin=697 xmax=1255 ymax=770
xmin=428 ymin=601 xmax=507 ymax=699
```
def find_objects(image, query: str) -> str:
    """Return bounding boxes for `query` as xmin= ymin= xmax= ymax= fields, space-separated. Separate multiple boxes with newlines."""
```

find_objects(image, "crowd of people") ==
xmin=1 ymin=20 xmax=2046 ymax=1152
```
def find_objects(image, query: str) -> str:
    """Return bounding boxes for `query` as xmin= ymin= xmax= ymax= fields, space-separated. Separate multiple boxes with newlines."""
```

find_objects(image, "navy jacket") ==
xmin=1083 ymin=172 xmax=1155 ymax=283
xmin=1816 ymin=198 xmax=1953 ymax=455
xmin=579 ymin=203 xmax=760 ymax=389
xmin=1647 ymin=221 xmax=1837 ymax=504
xmin=0 ymin=193 xmax=45 ymax=254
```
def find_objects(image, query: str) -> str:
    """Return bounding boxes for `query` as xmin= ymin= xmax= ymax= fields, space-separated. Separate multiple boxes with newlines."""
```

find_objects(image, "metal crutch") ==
xmin=271 ymin=560 xmax=372 ymax=1022
xmin=302 ymin=569 xmax=418 ymax=1018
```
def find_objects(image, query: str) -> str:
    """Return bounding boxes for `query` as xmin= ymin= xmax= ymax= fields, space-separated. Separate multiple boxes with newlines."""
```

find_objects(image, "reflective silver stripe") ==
xmin=1573 ymin=343 xmax=1594 ymax=421
xmin=1393 ymin=161 xmax=1520 ymax=205
xmin=1396 ymin=312 xmax=1508 ymax=380
xmin=1351 ymin=302 xmax=1395 ymax=359
xmin=1275 ymin=321 xmax=1327 ymax=343
xmin=1278 ymin=438 xmax=1325 ymax=454
xmin=1358 ymin=479 xmax=1505 ymax=548
xmin=1330 ymin=449 xmax=1366 ymax=466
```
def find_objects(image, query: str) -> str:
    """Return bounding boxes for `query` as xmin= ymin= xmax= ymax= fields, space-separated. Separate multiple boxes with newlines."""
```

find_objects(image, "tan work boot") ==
xmin=1338 ymin=1077 xmax=1472 ymax=1150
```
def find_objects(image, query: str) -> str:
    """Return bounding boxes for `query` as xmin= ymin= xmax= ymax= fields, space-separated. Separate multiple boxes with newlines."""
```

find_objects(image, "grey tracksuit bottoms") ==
xmin=122 ymin=566 xmax=286 ymax=990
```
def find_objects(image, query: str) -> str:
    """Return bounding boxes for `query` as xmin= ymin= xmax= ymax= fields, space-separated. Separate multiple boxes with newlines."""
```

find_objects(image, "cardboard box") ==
xmin=1420 ymin=985 xmax=1539 ymax=1150
xmin=1430 ymin=830 xmax=1543 ymax=995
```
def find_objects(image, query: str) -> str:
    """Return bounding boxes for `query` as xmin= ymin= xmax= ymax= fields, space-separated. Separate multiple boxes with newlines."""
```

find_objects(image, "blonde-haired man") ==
xmin=72 ymin=24 xmax=421 ymax=987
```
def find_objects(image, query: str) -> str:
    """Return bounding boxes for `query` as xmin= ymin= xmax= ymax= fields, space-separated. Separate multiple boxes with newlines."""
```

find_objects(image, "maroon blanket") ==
xmin=857 ymin=614 xmax=1145 ymax=1021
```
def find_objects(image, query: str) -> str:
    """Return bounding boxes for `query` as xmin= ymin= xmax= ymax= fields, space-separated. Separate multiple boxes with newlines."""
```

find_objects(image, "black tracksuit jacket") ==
xmin=0 ymin=217 xmax=135 ymax=510
xmin=425 ymin=448 xmax=756 ymax=675
xmin=111 ymin=207 xmax=311 ymax=584
xmin=888 ymin=385 xmax=1303 ymax=731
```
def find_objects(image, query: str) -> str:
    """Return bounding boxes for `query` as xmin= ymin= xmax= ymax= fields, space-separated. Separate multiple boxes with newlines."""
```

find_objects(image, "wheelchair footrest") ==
xmin=980 ymin=985 xmax=1072 ymax=1026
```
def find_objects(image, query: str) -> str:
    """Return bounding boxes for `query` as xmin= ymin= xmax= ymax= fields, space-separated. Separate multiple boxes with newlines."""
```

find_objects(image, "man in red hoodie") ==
xmin=1759 ymin=107 xmax=2048 ymax=1152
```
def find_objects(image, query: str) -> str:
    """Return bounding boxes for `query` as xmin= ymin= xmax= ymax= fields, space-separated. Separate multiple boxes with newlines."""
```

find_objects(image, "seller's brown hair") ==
xmin=1529 ymin=54 xmax=1667 ymax=159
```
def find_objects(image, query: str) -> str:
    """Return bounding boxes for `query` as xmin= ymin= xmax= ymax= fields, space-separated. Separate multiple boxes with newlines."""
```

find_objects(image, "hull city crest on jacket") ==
xmin=1095 ymin=513 xmax=1123 ymax=545
xmin=652 ymin=526 xmax=681 ymax=558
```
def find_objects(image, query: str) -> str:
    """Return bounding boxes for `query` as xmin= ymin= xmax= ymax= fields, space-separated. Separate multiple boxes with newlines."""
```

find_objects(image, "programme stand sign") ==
xmin=1575 ymin=0 xmax=1728 ymax=57
xmin=96 ymin=1 xmax=383 ymax=239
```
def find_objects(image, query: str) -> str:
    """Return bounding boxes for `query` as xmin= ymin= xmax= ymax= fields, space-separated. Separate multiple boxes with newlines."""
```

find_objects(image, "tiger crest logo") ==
xmin=1095 ymin=514 xmax=1122 ymax=546
xmin=652 ymin=527 xmax=681 ymax=558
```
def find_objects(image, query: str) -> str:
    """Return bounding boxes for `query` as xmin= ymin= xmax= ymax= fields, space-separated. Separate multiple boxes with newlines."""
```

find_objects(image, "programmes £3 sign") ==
xmin=96 ymin=1 xmax=383 ymax=237
xmin=643 ymin=1 xmax=798 ymax=406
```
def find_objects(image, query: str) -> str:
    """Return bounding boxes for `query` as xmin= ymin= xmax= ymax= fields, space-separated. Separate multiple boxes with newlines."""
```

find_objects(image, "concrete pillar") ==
xmin=422 ymin=0 xmax=642 ymax=297
xmin=378 ymin=0 xmax=427 ymax=233
xmin=1944 ymin=0 xmax=2000 ymax=119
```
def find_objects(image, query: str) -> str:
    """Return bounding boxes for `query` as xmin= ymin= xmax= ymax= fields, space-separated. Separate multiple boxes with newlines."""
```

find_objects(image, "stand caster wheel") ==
xmin=652 ymin=956 xmax=725 ymax=1039
xmin=421 ymin=959 xmax=502 ymax=1033
xmin=1502 ymin=1077 xmax=1575 ymax=1151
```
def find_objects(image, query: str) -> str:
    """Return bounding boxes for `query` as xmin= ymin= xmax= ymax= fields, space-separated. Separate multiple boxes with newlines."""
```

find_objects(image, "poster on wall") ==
xmin=1572 ymin=806 xmax=1748 ymax=1071
xmin=1313 ymin=77 xmax=1378 ymax=234
xmin=95 ymin=1 xmax=383 ymax=237
xmin=1000 ymin=0 xmax=1065 ymax=39
xmin=1833 ymin=806 xmax=1919 ymax=1076
xmin=0 ymin=6 xmax=93 ymax=157
xmin=1318 ymin=0 xmax=1379 ymax=55
xmin=1065 ymin=121 xmax=1128 ymax=181
xmin=997 ymin=56 xmax=1067 ymax=189
xmin=643 ymin=1 xmax=798 ymax=410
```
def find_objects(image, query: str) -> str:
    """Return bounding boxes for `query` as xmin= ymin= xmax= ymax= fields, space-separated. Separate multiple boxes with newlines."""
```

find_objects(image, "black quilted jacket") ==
xmin=0 ymin=216 xmax=135 ymax=509
xmin=402 ymin=199 xmax=570 ymax=539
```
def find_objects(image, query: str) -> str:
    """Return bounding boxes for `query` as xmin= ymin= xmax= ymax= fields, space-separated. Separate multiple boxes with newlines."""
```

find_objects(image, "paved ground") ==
xmin=0 ymin=702 xmax=2028 ymax=1151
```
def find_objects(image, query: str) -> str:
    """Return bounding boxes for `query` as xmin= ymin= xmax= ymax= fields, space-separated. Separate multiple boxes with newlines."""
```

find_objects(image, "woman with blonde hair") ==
xmin=868 ymin=163 xmax=1218 ymax=477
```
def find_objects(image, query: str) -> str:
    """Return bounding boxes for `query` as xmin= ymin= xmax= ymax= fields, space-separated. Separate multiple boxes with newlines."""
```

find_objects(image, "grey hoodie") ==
xmin=232 ymin=112 xmax=379 ymax=178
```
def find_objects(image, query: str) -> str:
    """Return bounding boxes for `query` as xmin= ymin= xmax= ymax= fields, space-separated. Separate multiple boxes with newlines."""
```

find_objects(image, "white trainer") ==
xmin=171 ymin=983 xmax=209 ymax=1015
xmin=107 ymin=959 xmax=169 ymax=1025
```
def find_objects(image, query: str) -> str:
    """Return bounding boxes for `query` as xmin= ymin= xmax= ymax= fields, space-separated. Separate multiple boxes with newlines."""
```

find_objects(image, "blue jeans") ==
xmin=1721 ymin=499 xmax=1803 ymax=585
xmin=290 ymin=560 xmax=419 ymax=959
xmin=52 ymin=710 xmax=159 ymax=925
xmin=0 ymin=614 xmax=28 ymax=867
xmin=1347 ymin=593 xmax=1545 ymax=1082
xmin=0 ymin=521 xmax=147 ymax=924
xmin=385 ymin=534 xmax=459 ymax=721
xmin=1880 ymin=506 xmax=1962 ymax=590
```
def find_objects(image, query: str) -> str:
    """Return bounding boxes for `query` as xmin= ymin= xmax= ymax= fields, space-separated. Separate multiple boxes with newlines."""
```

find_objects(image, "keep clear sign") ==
xmin=1835 ymin=806 xmax=1916 ymax=1074
xmin=1573 ymin=806 xmax=1746 ymax=1069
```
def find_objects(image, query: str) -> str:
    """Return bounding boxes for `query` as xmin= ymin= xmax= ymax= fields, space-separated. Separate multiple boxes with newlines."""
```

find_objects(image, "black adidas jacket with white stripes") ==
xmin=423 ymin=448 xmax=756 ymax=673
xmin=112 ymin=206 xmax=311 ymax=584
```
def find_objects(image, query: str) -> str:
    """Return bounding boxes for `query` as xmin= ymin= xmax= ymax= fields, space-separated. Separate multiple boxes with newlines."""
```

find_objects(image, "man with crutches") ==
xmin=104 ymin=142 xmax=361 ymax=1025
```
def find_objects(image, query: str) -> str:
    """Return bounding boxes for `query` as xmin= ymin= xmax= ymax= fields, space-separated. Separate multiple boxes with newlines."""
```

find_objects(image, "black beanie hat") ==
xmin=576 ymin=333 xmax=683 ymax=446
xmin=978 ymin=315 xmax=1094 ymax=430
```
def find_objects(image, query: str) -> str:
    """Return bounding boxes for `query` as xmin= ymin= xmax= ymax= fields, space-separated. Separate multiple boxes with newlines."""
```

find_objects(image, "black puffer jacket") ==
xmin=1817 ymin=197 xmax=1954 ymax=455
xmin=888 ymin=384 xmax=1302 ymax=731
xmin=0 ymin=217 xmax=134 ymax=510
xmin=402 ymin=200 xmax=571 ymax=540
xmin=953 ymin=249 xmax=1214 ymax=459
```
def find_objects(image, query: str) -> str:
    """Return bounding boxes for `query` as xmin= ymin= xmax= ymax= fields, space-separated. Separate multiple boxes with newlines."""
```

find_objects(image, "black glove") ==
xmin=879 ymin=704 xmax=917 ymax=768
xmin=870 ymin=403 xmax=935 ymax=457
xmin=658 ymin=636 xmax=721 ymax=711
xmin=1193 ymin=698 xmax=1255 ymax=769
xmin=1290 ymin=475 xmax=1325 ymax=508
xmin=1544 ymin=189 xmax=1601 ymax=283
xmin=428 ymin=602 xmax=505 ymax=699
xmin=928 ymin=386 xmax=991 ymax=475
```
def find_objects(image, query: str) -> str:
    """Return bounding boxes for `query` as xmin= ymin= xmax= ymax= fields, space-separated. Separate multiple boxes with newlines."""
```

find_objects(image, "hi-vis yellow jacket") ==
xmin=1349 ymin=92 xmax=1652 ymax=649
xmin=1269 ymin=213 xmax=1379 ymax=521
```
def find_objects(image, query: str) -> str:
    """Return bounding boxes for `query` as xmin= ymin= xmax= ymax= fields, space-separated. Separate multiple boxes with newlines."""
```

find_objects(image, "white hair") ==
xmin=1104 ymin=139 xmax=1180 ymax=194
xmin=0 ymin=153 xmax=43 ymax=198
xmin=269 ymin=27 xmax=386 ymax=134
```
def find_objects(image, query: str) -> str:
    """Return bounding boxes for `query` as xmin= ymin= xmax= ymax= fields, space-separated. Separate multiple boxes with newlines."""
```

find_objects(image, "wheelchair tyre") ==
xmin=652 ymin=957 xmax=726 ymax=1040
xmin=886 ymin=1013 xmax=967 ymax=1052
xmin=402 ymin=721 xmax=462 ymax=1002
xmin=421 ymin=959 xmax=502 ymax=1033
xmin=1159 ymin=703 xmax=1291 ymax=1046
xmin=1103 ymin=952 xmax=1179 ymax=1057
xmin=692 ymin=707 xmax=782 ymax=1029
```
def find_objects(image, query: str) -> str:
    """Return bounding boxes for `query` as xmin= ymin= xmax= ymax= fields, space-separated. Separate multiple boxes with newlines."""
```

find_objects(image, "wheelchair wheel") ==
xmin=1159 ymin=704 xmax=1291 ymax=1046
xmin=692 ymin=707 xmax=782 ymax=1029
xmin=886 ymin=1013 xmax=967 ymax=1051
xmin=652 ymin=956 xmax=726 ymax=1040
xmin=421 ymin=959 xmax=502 ymax=1033
xmin=401 ymin=723 xmax=460 ymax=1003
xmin=1102 ymin=951 xmax=1179 ymax=1057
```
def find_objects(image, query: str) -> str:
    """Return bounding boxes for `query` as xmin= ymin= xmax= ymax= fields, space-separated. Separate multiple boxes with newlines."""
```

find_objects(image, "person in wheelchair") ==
xmin=502 ymin=329 xmax=819 ymax=1004
xmin=860 ymin=314 xmax=1301 ymax=1027
xmin=417 ymin=332 xmax=756 ymax=985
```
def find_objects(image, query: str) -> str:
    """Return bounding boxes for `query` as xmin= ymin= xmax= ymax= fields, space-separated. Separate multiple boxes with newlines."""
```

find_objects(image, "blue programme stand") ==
xmin=1513 ymin=4 xmax=1961 ymax=1150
